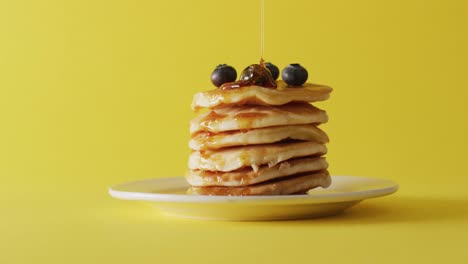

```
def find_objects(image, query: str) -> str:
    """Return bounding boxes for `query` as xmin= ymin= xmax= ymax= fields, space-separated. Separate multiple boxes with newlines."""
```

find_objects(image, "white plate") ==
xmin=109 ymin=176 xmax=398 ymax=221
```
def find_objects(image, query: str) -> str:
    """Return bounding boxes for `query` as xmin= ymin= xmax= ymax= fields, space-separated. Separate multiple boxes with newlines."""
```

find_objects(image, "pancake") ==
xmin=190 ymin=102 xmax=328 ymax=134
xmin=189 ymin=124 xmax=328 ymax=151
xmin=186 ymin=156 xmax=328 ymax=186
xmin=188 ymin=170 xmax=331 ymax=196
xmin=188 ymin=141 xmax=327 ymax=172
xmin=192 ymin=80 xmax=332 ymax=110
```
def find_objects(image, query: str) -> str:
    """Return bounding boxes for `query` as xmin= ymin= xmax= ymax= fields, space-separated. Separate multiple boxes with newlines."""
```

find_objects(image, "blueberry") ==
xmin=265 ymin=62 xmax=279 ymax=80
xmin=281 ymin=64 xmax=308 ymax=86
xmin=211 ymin=64 xmax=237 ymax=87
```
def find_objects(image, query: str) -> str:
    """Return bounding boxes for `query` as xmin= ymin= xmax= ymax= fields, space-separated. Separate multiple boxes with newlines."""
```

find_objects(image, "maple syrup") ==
xmin=220 ymin=60 xmax=277 ymax=90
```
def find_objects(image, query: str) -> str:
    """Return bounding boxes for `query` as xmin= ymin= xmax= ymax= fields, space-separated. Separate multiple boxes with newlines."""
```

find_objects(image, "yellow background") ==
xmin=1 ymin=0 xmax=468 ymax=263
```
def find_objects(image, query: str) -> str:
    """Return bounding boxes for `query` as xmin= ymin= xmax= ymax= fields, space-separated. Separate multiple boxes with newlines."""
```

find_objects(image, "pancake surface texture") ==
xmin=190 ymin=124 xmax=329 ymax=150
xmin=190 ymin=102 xmax=328 ymax=134
xmin=186 ymin=156 xmax=328 ymax=187
xmin=188 ymin=170 xmax=331 ymax=196
xmin=192 ymin=81 xmax=332 ymax=110
xmin=189 ymin=141 xmax=327 ymax=172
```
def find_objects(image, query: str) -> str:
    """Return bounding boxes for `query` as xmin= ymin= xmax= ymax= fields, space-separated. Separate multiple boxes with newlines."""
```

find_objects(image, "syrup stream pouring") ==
xmin=260 ymin=0 xmax=264 ymax=60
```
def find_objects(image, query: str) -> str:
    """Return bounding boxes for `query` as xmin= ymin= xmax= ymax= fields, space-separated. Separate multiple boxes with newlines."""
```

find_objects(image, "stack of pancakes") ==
xmin=187 ymin=81 xmax=332 ymax=195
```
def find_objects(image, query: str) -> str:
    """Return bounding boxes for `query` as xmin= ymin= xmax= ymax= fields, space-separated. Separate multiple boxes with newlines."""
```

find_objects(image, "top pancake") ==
xmin=192 ymin=81 xmax=332 ymax=110
xmin=190 ymin=102 xmax=328 ymax=134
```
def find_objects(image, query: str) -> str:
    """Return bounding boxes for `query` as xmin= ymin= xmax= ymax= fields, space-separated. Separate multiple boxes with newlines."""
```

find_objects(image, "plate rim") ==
xmin=108 ymin=175 xmax=399 ymax=204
